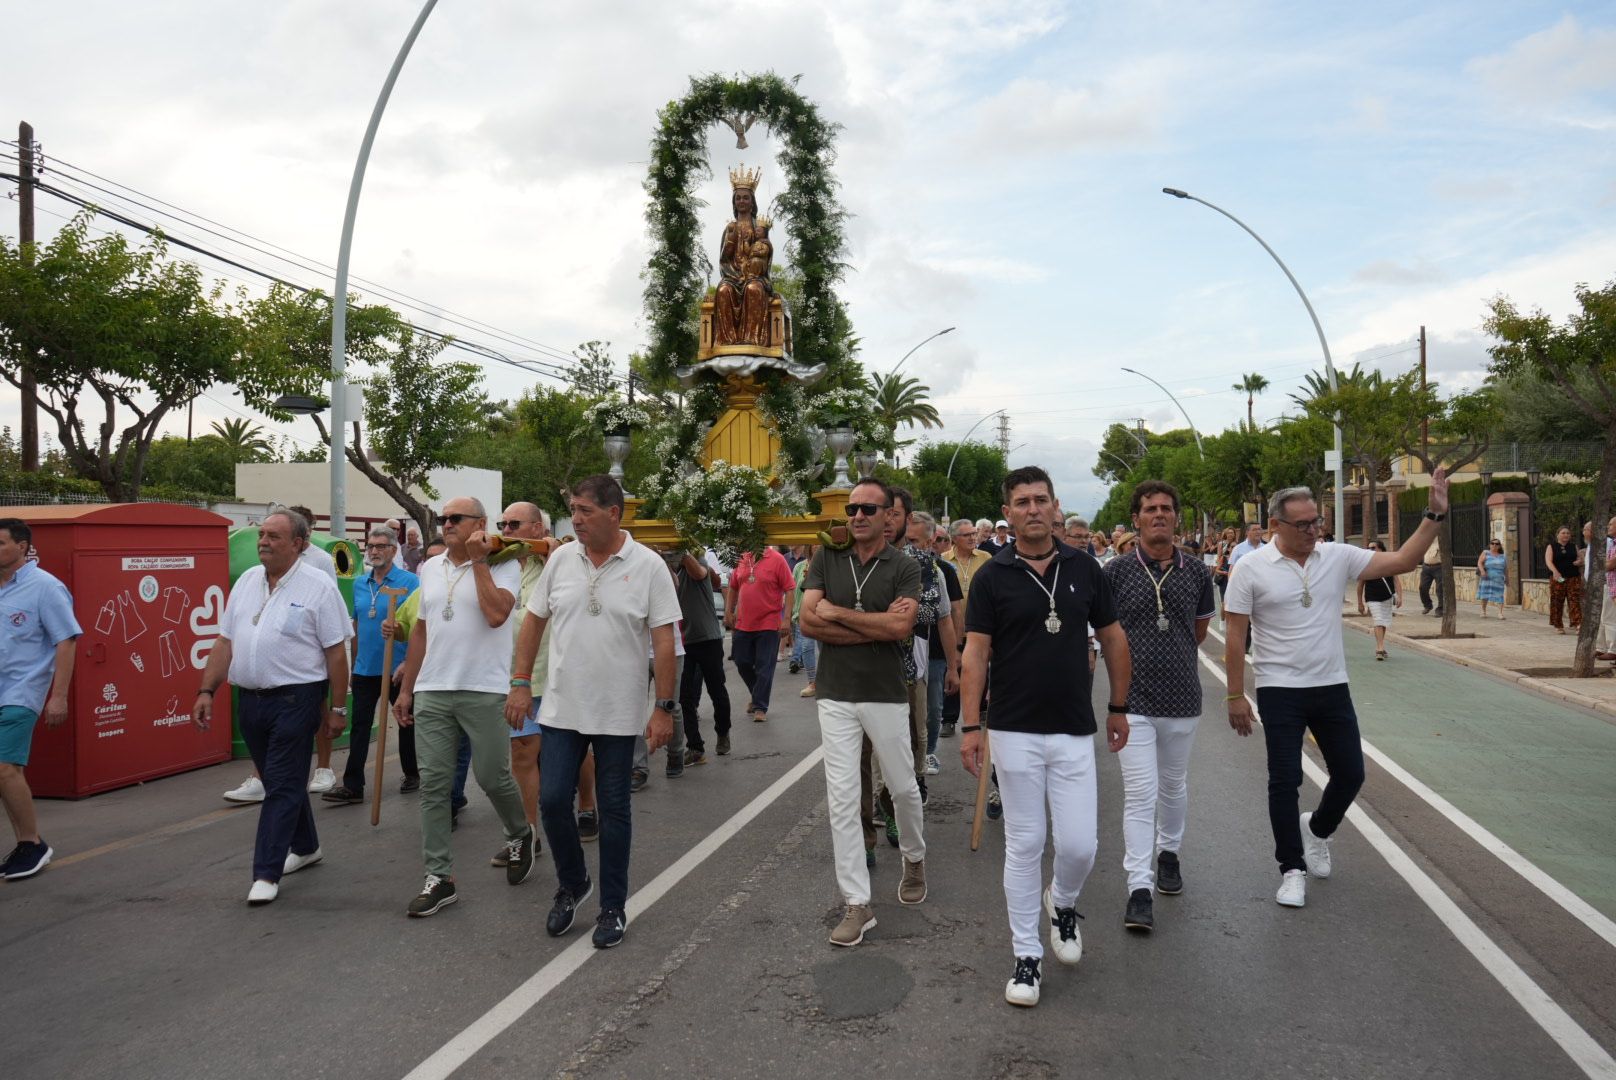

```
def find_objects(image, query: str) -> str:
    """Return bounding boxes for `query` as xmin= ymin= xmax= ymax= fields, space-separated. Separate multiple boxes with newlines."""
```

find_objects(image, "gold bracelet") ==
xmin=1225 ymin=693 xmax=1244 ymax=701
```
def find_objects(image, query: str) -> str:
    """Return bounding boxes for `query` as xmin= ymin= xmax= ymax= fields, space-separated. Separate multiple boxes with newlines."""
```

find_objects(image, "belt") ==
xmin=236 ymin=681 xmax=326 ymax=697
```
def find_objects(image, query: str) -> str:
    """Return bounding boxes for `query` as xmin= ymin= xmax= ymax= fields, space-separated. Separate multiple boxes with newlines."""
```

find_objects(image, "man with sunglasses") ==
xmin=394 ymin=497 xmax=534 ymax=917
xmin=801 ymin=478 xmax=925 ymax=947
xmin=1224 ymin=471 xmax=1449 ymax=909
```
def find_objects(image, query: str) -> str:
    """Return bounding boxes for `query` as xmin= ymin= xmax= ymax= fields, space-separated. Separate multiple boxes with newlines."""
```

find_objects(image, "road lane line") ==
xmin=1203 ymin=623 xmax=1616 ymax=949
xmin=404 ymin=744 xmax=827 ymax=1080
xmin=1196 ymin=649 xmax=1616 ymax=1079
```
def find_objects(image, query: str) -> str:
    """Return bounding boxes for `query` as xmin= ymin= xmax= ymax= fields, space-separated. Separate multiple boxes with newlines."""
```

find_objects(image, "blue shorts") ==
xmin=0 ymin=705 xmax=41 ymax=766
xmin=510 ymin=697 xmax=543 ymax=739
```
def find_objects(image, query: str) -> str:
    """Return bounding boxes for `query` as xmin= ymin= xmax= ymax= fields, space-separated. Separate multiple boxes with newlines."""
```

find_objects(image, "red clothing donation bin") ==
xmin=18 ymin=504 xmax=234 ymax=798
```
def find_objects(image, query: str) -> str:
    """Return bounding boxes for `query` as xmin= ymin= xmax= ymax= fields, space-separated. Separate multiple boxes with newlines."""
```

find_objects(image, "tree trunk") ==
xmin=1365 ymin=460 xmax=1379 ymax=545
xmin=1571 ymin=433 xmax=1616 ymax=676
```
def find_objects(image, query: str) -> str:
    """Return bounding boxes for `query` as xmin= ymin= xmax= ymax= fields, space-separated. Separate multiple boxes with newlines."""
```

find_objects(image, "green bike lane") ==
xmin=1338 ymin=629 xmax=1616 ymax=924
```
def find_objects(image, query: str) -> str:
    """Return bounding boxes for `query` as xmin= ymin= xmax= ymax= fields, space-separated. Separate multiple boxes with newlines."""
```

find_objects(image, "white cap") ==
xmin=995 ymin=519 xmax=1009 ymax=528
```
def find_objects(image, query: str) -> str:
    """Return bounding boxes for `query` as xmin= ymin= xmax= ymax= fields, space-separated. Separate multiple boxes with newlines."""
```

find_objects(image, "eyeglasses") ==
xmin=847 ymin=502 xmax=889 ymax=518
xmin=495 ymin=519 xmax=533 ymax=532
xmin=435 ymin=513 xmax=477 ymax=527
xmin=364 ymin=543 xmax=395 ymax=551
xmin=1277 ymin=516 xmax=1326 ymax=533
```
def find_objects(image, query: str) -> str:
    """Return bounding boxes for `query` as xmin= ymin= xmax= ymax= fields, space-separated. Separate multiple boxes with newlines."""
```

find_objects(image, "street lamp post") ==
xmin=327 ymin=0 xmax=441 ymax=539
xmin=1118 ymin=367 xmax=1209 ymax=536
xmin=942 ymin=409 xmax=1006 ymax=521
xmin=1162 ymin=187 xmax=1345 ymax=542
xmin=889 ymin=326 xmax=956 ymax=377
xmin=1101 ymin=449 xmax=1135 ymax=474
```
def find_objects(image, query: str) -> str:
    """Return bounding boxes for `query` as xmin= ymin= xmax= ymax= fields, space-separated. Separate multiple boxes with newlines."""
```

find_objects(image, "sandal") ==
xmin=1375 ymin=650 xmax=1387 ymax=661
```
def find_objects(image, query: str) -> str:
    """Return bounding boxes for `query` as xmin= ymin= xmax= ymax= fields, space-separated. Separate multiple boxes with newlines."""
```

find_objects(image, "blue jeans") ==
xmin=791 ymin=623 xmax=817 ymax=679
xmin=925 ymin=657 xmax=946 ymax=754
xmin=731 ymin=629 xmax=780 ymax=714
xmin=1256 ymin=683 xmax=1365 ymax=873
xmin=538 ymin=725 xmax=636 ymax=911
xmin=237 ymin=681 xmax=325 ymax=883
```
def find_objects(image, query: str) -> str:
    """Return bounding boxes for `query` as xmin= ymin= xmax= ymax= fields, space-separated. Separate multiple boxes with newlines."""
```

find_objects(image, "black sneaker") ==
xmin=941 ymin=722 xmax=956 ymax=738
xmin=1124 ymin=888 xmax=1154 ymax=932
xmin=592 ymin=907 xmax=628 ymax=949
xmin=505 ymin=826 xmax=538 ymax=886
xmin=0 ymin=839 xmax=53 ymax=880
xmin=683 ymin=749 xmax=706 ymax=768
xmin=789 ymin=660 xmax=801 ymax=674
xmin=546 ymin=878 xmax=593 ymax=937
xmin=407 ymin=874 xmax=457 ymax=917
xmin=630 ymin=768 xmax=649 ymax=793
xmin=665 ymin=756 xmax=684 ymax=779
xmin=986 ymin=790 xmax=1002 ymax=821
xmin=716 ymin=734 xmax=731 ymax=756
xmin=399 ymin=775 xmax=421 ymax=793
xmin=917 ymin=777 xmax=929 ymax=807
xmin=578 ymin=810 xmax=599 ymax=842
xmin=1157 ymin=851 xmax=1183 ymax=895
xmin=320 ymin=785 xmax=364 ymax=805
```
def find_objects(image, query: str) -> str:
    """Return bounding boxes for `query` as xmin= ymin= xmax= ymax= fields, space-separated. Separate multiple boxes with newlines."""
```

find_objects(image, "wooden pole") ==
xmin=969 ymin=726 xmax=992 ymax=852
xmin=18 ymin=121 xmax=39 ymax=472
xmin=370 ymin=587 xmax=409 ymax=826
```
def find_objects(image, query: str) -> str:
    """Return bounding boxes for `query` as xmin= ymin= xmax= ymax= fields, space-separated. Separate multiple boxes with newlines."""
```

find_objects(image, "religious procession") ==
xmin=5 ymin=20 xmax=1616 ymax=1079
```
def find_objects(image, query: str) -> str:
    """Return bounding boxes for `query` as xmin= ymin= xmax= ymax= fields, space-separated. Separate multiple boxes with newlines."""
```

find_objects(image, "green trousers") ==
xmin=415 ymin=690 xmax=528 ymax=876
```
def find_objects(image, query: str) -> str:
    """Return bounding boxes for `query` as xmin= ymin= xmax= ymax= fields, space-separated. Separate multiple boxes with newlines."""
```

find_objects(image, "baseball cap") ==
xmin=995 ymin=519 xmax=1008 ymax=528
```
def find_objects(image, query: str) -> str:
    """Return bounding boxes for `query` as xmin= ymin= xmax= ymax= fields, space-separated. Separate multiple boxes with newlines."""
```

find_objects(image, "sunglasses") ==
xmin=1277 ymin=516 xmax=1326 ymax=532
xmin=435 ymin=513 xmax=478 ymax=527
xmin=847 ymin=502 xmax=890 ymax=518
xmin=495 ymin=520 xmax=533 ymax=532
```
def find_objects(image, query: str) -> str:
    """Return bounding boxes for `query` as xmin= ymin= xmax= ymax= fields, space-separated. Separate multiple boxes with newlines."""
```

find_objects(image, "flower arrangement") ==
xmin=654 ymin=459 xmax=779 ymax=567
xmin=580 ymin=398 xmax=653 ymax=436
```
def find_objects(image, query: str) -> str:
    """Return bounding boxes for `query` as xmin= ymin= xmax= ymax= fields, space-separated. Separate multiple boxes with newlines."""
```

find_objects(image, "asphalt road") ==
xmin=4 ymin=640 xmax=1614 ymax=1080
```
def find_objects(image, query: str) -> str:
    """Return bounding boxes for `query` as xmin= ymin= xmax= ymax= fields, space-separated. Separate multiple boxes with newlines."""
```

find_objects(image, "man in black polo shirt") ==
xmin=1102 ymin=480 xmax=1216 ymax=933
xmin=960 ymin=466 xmax=1132 ymax=1007
xmin=802 ymin=477 xmax=926 ymax=947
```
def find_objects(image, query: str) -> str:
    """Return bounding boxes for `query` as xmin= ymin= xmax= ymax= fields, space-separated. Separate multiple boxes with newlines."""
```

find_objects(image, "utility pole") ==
xmin=997 ymin=413 xmax=1011 ymax=458
xmin=17 ymin=121 xmax=39 ymax=471
xmin=1419 ymin=324 xmax=1428 ymax=456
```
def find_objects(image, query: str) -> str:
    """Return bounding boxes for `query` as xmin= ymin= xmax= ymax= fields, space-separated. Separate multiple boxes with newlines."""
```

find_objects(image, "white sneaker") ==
xmin=925 ymin=753 xmax=941 ymax=776
xmin=308 ymin=768 xmax=337 ymax=794
xmin=283 ymin=847 xmax=323 ymax=875
xmin=1043 ymin=886 xmax=1083 ymax=965
xmin=1301 ymin=812 xmax=1332 ymax=878
xmin=247 ymin=880 xmax=279 ymax=905
xmin=1005 ymin=956 xmax=1041 ymax=1007
xmin=1276 ymin=869 xmax=1307 ymax=908
xmin=223 ymin=775 xmax=265 ymax=803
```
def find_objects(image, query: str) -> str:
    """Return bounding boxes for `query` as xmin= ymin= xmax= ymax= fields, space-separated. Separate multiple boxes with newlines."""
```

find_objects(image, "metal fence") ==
xmin=0 ymin=489 xmax=206 ymax=508
xmin=1478 ymin=441 xmax=1603 ymax=473
xmin=1398 ymin=503 xmax=1486 ymax=563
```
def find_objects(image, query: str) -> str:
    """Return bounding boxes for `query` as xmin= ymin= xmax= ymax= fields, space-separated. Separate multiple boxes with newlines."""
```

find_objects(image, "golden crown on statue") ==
xmin=729 ymin=165 xmax=762 ymax=191
xmin=755 ymin=215 xmax=773 ymax=229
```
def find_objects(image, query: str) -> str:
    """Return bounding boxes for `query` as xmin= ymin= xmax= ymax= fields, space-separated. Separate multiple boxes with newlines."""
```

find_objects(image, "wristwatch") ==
xmin=654 ymin=698 xmax=677 ymax=713
xmin=330 ymin=705 xmax=348 ymax=716
xmin=1424 ymin=510 xmax=1446 ymax=522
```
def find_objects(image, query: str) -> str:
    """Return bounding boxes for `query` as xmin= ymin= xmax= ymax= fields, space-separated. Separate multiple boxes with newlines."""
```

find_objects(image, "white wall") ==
xmin=235 ymin=463 xmax=503 ymax=527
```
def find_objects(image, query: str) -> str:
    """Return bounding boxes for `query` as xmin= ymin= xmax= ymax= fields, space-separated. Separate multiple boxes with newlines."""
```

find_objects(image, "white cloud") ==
xmin=967 ymin=65 xmax=1172 ymax=155
xmin=1467 ymin=15 xmax=1616 ymax=107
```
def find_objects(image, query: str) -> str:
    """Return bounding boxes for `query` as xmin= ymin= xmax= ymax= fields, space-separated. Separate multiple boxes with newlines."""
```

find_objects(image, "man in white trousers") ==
xmin=961 ymin=466 xmax=1132 ymax=1007
xmin=1102 ymin=480 xmax=1216 ymax=932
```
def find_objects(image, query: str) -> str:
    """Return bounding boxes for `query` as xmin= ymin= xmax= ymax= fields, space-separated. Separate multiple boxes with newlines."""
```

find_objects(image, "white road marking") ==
xmin=1196 ymin=647 xmax=1616 ymax=1079
xmin=403 ymin=745 xmax=827 ymax=1080
xmin=1202 ymin=623 xmax=1616 ymax=949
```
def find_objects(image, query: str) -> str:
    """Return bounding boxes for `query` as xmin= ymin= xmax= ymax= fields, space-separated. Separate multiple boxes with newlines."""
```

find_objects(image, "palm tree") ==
xmin=870 ymin=372 xmax=942 ymax=462
xmin=210 ymin=418 xmax=276 ymax=462
xmin=1232 ymin=372 xmax=1270 ymax=431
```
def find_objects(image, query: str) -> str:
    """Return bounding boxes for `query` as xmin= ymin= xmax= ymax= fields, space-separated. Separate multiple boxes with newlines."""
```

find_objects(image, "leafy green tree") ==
xmin=1486 ymin=279 xmax=1616 ymax=676
xmin=1259 ymin=415 xmax=1333 ymax=504
xmin=0 ymin=214 xmax=242 ymax=500
xmin=569 ymin=340 xmax=620 ymax=399
xmin=870 ymin=372 xmax=942 ymax=464
xmin=506 ymin=386 xmax=611 ymax=515
xmin=1233 ymin=372 xmax=1270 ymax=431
xmin=144 ymin=434 xmax=237 ymax=496
xmin=235 ymin=283 xmax=402 ymax=415
xmin=909 ymin=440 xmax=1007 ymax=521
xmin=209 ymin=418 xmax=276 ymax=462
xmin=1092 ymin=422 xmax=1153 ymax=485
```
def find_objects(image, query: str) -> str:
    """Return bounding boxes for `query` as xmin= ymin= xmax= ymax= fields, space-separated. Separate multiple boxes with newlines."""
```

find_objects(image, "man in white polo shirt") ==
xmin=192 ymin=508 xmax=351 ymax=906
xmin=1223 ymin=470 xmax=1449 ymax=908
xmin=506 ymin=475 xmax=680 ymax=950
xmin=394 ymin=495 xmax=535 ymax=918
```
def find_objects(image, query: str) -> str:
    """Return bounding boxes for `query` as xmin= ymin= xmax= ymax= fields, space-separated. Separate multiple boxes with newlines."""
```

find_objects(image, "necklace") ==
xmin=848 ymin=553 xmax=882 ymax=612
xmin=584 ymin=553 xmax=617 ymax=616
xmin=1014 ymin=545 xmax=1057 ymax=561
xmin=254 ymin=561 xmax=302 ymax=626
xmin=1136 ymin=547 xmax=1177 ymax=631
xmin=1282 ymin=554 xmax=1314 ymax=608
xmin=1020 ymin=559 xmax=1063 ymax=633
xmin=366 ymin=569 xmax=388 ymax=618
xmin=441 ymin=556 xmax=474 ymax=622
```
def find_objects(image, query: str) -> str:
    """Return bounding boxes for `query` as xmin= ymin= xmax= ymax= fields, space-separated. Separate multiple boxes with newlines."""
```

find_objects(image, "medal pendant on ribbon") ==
xmin=252 ymin=614 xmax=260 ymax=626
xmin=748 ymin=574 xmax=756 ymax=584
xmin=1156 ymin=615 xmax=1169 ymax=632
xmin=442 ymin=606 xmax=455 ymax=622
xmin=1300 ymin=593 xmax=1313 ymax=609
xmin=588 ymin=599 xmax=603 ymax=616
xmin=1045 ymin=612 xmax=1062 ymax=634
xmin=854 ymin=602 xmax=865 ymax=612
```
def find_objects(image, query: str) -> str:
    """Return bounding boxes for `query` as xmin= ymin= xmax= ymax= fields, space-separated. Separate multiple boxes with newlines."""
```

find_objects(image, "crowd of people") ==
xmin=21 ymin=459 xmax=1616 ymax=1007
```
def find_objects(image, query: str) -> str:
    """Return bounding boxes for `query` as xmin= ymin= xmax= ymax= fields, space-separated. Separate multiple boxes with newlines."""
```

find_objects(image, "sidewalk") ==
xmin=1341 ymin=594 xmax=1616 ymax=722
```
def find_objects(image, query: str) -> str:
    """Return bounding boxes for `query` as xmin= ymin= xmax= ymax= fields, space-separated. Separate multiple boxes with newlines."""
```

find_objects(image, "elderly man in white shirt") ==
xmin=507 ymin=475 xmax=680 ymax=950
xmin=1224 ymin=471 xmax=1449 ymax=909
xmin=192 ymin=508 xmax=351 ymax=906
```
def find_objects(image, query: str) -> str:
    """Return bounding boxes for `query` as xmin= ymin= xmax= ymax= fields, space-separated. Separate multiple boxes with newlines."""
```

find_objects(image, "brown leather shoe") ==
xmin=899 ymin=858 xmax=927 ymax=905
xmin=830 ymin=904 xmax=876 ymax=947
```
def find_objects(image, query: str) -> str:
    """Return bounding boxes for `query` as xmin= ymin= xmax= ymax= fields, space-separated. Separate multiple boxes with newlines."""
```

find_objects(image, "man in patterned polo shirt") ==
xmin=1102 ymin=480 xmax=1216 ymax=933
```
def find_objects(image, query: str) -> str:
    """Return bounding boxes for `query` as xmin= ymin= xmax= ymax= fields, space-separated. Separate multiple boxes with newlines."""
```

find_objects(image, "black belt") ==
xmin=236 ymin=681 xmax=326 ymax=698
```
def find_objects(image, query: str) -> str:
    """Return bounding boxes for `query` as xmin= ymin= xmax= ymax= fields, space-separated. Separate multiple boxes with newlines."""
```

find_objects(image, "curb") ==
xmin=1343 ymin=617 xmax=1616 ymax=722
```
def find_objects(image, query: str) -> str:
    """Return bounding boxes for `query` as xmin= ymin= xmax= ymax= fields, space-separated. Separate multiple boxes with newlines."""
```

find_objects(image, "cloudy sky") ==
xmin=5 ymin=0 xmax=1614 ymax=516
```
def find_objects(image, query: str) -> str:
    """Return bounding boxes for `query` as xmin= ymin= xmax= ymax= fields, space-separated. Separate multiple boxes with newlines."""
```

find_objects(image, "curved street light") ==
xmin=942 ymin=408 xmax=1006 ymax=521
xmin=327 ymin=0 xmax=441 ymax=538
xmin=1119 ymin=367 xmax=1204 ymax=457
xmin=889 ymin=326 xmax=956 ymax=377
xmin=1101 ymin=449 xmax=1136 ymax=474
xmin=1162 ymin=186 xmax=1345 ymax=540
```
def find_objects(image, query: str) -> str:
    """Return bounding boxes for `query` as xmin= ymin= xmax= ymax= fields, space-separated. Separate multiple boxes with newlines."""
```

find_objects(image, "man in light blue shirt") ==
xmin=1227 ymin=522 xmax=1265 ymax=570
xmin=0 ymin=518 xmax=83 ymax=880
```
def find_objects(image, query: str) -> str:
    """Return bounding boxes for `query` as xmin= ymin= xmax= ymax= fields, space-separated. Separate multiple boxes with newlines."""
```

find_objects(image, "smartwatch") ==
xmin=1423 ymin=510 xmax=1446 ymax=522
xmin=655 ymin=698 xmax=678 ymax=713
